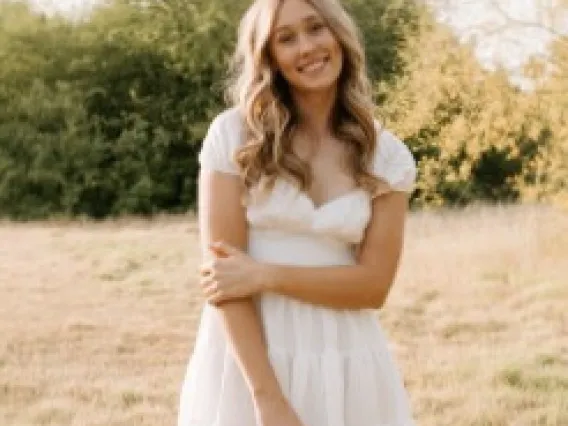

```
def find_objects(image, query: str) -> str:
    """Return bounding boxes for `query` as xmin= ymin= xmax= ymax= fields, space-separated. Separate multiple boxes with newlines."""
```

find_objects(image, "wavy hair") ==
xmin=225 ymin=0 xmax=389 ymax=197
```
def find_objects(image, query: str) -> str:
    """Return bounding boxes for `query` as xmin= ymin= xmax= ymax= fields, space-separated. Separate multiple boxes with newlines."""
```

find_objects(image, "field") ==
xmin=1 ymin=205 xmax=567 ymax=426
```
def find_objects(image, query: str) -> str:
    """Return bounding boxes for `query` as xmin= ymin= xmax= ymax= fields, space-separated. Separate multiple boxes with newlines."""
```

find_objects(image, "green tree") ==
xmin=1 ymin=0 xmax=563 ymax=219
xmin=0 ymin=0 xmax=424 ymax=219
xmin=378 ymin=11 xmax=561 ymax=207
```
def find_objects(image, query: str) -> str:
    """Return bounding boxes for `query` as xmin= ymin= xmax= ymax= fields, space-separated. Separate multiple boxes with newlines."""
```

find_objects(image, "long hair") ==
xmin=226 ymin=0 xmax=388 ymax=197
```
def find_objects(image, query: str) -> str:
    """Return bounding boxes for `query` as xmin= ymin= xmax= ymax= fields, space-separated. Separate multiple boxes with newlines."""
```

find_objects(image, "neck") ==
xmin=291 ymin=86 xmax=338 ymax=140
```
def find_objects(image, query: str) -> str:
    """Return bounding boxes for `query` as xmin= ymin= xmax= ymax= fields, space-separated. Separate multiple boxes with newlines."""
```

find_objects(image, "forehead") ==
xmin=273 ymin=0 xmax=322 ymax=29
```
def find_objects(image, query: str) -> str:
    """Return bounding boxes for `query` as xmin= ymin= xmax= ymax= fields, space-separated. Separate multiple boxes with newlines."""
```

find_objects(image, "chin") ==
xmin=297 ymin=83 xmax=336 ymax=94
xmin=290 ymin=74 xmax=341 ymax=94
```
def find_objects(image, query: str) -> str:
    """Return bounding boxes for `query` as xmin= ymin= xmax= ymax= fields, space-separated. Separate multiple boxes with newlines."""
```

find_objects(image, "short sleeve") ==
xmin=372 ymin=128 xmax=417 ymax=193
xmin=198 ymin=108 xmax=243 ymax=175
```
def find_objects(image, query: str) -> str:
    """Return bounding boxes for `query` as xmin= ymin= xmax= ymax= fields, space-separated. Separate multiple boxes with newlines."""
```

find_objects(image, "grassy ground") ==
xmin=0 ymin=204 xmax=566 ymax=426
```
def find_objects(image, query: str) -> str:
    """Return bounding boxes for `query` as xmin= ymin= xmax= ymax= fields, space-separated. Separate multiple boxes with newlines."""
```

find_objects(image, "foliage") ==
xmin=0 ymin=0 xmax=565 ymax=219
xmin=378 ymin=16 xmax=567 ymax=207
xmin=528 ymin=36 xmax=568 ymax=207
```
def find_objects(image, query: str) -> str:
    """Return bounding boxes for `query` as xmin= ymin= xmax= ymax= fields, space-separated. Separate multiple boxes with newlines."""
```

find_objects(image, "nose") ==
xmin=297 ymin=32 xmax=317 ymax=56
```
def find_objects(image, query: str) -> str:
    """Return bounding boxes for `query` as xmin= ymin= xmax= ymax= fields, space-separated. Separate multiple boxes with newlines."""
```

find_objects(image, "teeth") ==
xmin=300 ymin=58 xmax=327 ymax=73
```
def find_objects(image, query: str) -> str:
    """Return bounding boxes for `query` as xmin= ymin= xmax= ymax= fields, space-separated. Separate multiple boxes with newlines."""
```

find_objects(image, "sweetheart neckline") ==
xmin=278 ymin=179 xmax=368 ymax=211
xmin=300 ymin=189 xmax=367 ymax=211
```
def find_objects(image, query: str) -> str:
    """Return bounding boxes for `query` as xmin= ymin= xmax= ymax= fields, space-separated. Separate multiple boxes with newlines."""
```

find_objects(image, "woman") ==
xmin=178 ymin=0 xmax=417 ymax=425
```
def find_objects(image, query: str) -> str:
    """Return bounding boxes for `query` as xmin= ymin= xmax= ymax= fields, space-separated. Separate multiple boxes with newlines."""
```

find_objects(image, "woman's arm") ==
xmin=265 ymin=192 xmax=409 ymax=309
xmin=199 ymin=169 xmax=282 ymax=399
xmin=203 ymin=191 xmax=410 ymax=310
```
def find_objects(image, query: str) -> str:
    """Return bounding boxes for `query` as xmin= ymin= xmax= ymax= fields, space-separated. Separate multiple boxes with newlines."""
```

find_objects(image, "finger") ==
xmin=198 ymin=261 xmax=214 ymax=277
xmin=207 ymin=290 xmax=227 ymax=306
xmin=202 ymin=280 xmax=234 ymax=304
xmin=208 ymin=243 xmax=228 ymax=258
xmin=210 ymin=241 xmax=241 ymax=257
xmin=199 ymin=276 xmax=215 ymax=288
xmin=203 ymin=283 xmax=233 ymax=306
xmin=200 ymin=279 xmax=219 ymax=295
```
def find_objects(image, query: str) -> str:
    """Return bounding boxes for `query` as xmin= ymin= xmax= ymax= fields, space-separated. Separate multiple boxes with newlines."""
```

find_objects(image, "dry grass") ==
xmin=0 ymin=205 xmax=566 ymax=426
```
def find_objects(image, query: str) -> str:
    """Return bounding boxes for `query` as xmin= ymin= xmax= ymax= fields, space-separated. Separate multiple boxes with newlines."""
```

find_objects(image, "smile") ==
xmin=297 ymin=56 xmax=329 ymax=74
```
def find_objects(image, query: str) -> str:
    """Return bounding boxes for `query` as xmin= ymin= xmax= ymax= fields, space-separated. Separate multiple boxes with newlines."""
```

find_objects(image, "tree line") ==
xmin=0 ymin=0 xmax=565 ymax=219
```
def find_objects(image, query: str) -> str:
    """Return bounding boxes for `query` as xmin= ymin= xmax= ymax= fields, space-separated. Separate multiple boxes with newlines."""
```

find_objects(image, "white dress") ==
xmin=178 ymin=108 xmax=417 ymax=426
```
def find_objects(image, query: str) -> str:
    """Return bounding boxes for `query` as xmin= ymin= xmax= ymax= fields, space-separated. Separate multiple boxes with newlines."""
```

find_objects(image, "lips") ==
xmin=297 ymin=56 xmax=329 ymax=74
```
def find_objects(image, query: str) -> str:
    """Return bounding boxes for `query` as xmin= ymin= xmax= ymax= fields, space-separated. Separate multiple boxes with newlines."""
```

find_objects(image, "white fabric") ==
xmin=179 ymin=108 xmax=417 ymax=426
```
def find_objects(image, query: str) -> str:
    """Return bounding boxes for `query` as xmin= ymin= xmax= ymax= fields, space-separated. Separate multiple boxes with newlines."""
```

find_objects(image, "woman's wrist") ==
xmin=253 ymin=385 xmax=286 ymax=406
xmin=260 ymin=263 xmax=279 ymax=293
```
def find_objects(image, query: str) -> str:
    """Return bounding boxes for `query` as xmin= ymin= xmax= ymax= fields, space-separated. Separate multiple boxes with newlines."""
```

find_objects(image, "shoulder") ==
xmin=199 ymin=107 xmax=245 ymax=175
xmin=208 ymin=107 xmax=245 ymax=137
xmin=371 ymin=120 xmax=417 ymax=193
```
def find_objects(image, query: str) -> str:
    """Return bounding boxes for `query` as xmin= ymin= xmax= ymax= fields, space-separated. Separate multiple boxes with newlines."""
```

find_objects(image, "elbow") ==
xmin=356 ymin=267 xmax=393 ymax=309
xmin=365 ymin=277 xmax=391 ymax=310
xmin=367 ymin=292 xmax=387 ymax=310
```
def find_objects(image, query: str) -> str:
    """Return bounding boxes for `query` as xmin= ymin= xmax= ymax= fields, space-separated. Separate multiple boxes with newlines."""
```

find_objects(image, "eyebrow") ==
xmin=273 ymin=13 xmax=321 ymax=33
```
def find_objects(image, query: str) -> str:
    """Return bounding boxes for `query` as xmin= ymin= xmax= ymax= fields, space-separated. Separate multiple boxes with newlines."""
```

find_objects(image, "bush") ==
xmin=0 ymin=0 xmax=565 ymax=218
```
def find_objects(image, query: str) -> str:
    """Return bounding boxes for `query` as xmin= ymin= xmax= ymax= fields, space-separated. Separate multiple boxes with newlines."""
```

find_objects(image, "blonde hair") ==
xmin=226 ymin=0 xmax=388 ymax=196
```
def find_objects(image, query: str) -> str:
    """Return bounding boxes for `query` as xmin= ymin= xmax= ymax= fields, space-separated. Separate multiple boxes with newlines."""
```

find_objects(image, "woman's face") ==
xmin=269 ymin=0 xmax=343 ymax=94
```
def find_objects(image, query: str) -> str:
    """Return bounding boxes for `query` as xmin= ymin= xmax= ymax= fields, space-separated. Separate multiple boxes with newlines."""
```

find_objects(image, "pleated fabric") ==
xmin=178 ymin=300 xmax=416 ymax=426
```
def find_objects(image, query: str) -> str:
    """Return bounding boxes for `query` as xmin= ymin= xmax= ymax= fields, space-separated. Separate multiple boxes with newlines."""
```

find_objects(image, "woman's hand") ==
xmin=254 ymin=393 xmax=305 ymax=426
xmin=199 ymin=241 xmax=272 ymax=305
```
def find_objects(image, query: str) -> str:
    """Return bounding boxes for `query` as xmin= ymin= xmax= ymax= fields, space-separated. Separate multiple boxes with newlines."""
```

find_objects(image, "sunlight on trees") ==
xmin=0 ymin=0 xmax=566 ymax=218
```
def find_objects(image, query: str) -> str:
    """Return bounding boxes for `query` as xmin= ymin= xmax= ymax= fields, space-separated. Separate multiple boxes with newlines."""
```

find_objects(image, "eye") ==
xmin=308 ymin=22 xmax=325 ymax=33
xmin=277 ymin=32 xmax=296 ymax=44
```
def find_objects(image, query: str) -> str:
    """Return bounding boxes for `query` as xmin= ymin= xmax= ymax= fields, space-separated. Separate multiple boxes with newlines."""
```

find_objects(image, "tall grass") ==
xmin=0 ymin=205 xmax=566 ymax=425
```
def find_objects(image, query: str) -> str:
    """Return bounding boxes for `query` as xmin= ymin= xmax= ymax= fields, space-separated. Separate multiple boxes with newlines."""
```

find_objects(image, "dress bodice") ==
xmin=246 ymin=178 xmax=371 ymax=245
xmin=198 ymin=107 xmax=417 ymax=248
